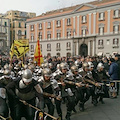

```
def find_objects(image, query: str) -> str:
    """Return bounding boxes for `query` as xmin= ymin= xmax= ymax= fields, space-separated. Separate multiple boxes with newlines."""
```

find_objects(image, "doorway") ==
xmin=80 ymin=44 xmax=88 ymax=57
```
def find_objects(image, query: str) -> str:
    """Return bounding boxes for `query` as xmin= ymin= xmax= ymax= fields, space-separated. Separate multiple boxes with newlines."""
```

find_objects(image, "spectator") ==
xmin=114 ymin=54 xmax=120 ymax=95
xmin=108 ymin=58 xmax=118 ymax=98
xmin=108 ymin=58 xmax=118 ymax=80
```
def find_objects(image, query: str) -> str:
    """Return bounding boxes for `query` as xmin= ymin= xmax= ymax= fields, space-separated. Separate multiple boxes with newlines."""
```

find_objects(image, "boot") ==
xmin=79 ymin=103 xmax=84 ymax=111
xmin=92 ymin=99 xmax=98 ymax=106
xmin=99 ymin=97 xmax=105 ymax=104
xmin=72 ymin=107 xmax=77 ymax=113
xmin=58 ymin=113 xmax=63 ymax=120
xmin=65 ymin=111 xmax=71 ymax=120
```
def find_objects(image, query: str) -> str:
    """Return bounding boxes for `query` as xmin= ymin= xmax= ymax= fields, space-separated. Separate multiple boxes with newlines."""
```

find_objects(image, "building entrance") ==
xmin=80 ymin=44 xmax=88 ymax=57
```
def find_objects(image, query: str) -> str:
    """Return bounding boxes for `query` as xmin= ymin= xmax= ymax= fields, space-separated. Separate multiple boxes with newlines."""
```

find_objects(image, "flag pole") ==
xmin=10 ymin=39 xmax=14 ymax=67
xmin=23 ymin=40 xmax=26 ymax=65
xmin=23 ymin=38 xmax=29 ymax=65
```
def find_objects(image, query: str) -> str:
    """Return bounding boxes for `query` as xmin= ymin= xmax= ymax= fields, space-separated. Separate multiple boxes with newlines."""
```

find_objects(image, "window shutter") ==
xmin=99 ymin=13 xmax=100 ymax=19
xmin=41 ymin=24 xmax=42 ymax=29
xmin=98 ymin=40 xmax=100 ymax=45
xmin=99 ymin=28 xmax=100 ymax=34
xmin=103 ymin=12 xmax=105 ymax=18
xmin=113 ymin=26 xmax=115 ymax=32
xmin=117 ymin=38 xmax=119 ymax=44
xmin=113 ymin=39 xmax=115 ymax=44
xmin=114 ymin=10 xmax=115 ymax=16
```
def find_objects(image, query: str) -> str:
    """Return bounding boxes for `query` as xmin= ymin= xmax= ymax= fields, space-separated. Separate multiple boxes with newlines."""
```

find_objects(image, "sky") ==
xmin=0 ymin=0 xmax=94 ymax=16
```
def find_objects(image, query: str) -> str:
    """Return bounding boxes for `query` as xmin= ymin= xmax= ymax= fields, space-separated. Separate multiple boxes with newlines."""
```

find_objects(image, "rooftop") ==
xmin=27 ymin=0 xmax=120 ymax=22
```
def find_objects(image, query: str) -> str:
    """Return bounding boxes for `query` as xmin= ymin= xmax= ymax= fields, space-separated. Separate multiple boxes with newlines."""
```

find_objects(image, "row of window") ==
xmin=30 ymin=9 xmax=120 ymax=31
xmin=13 ymin=22 xmax=26 ymax=28
xmin=98 ymin=38 xmax=119 ymax=46
xmin=30 ymin=38 xmax=119 ymax=52
xmin=17 ymin=30 xmax=26 ymax=36
xmin=12 ymin=30 xmax=26 ymax=40
xmin=30 ymin=52 xmax=71 ymax=57
xmin=30 ymin=25 xmax=119 ymax=40
xmin=30 ymin=42 xmax=71 ymax=52
xmin=0 ymin=22 xmax=8 ymax=27
xmin=98 ymin=25 xmax=119 ymax=35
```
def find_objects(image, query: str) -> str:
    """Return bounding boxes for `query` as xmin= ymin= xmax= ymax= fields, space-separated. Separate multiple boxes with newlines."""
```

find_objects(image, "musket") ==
xmin=43 ymin=92 xmax=61 ymax=100
xmin=57 ymin=74 xmax=93 ymax=88
xmin=43 ymin=92 xmax=56 ymax=98
xmin=19 ymin=100 xmax=59 ymax=120
xmin=84 ymin=78 xmax=110 ymax=87
xmin=63 ymin=80 xmax=92 ymax=87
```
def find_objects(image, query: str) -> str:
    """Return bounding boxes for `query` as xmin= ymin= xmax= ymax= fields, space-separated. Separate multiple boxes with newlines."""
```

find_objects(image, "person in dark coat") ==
xmin=114 ymin=54 xmax=120 ymax=79
xmin=108 ymin=58 xmax=119 ymax=80
xmin=114 ymin=54 xmax=120 ymax=95
xmin=108 ymin=58 xmax=119 ymax=98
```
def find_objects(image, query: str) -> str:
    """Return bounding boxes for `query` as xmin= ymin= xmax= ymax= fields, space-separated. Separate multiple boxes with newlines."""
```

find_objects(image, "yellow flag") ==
xmin=10 ymin=39 xmax=29 ymax=58
xmin=34 ymin=40 xmax=43 ymax=66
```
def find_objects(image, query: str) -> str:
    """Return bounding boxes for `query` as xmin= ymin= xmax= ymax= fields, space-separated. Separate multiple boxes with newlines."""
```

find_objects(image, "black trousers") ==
xmin=0 ymin=97 xmax=9 ymax=118
xmin=66 ymin=95 xmax=75 ymax=116
xmin=14 ymin=98 xmax=36 ymax=120
xmin=55 ymin=99 xmax=62 ymax=118
xmin=44 ymin=98 xmax=54 ymax=120
xmin=82 ymin=88 xmax=91 ymax=103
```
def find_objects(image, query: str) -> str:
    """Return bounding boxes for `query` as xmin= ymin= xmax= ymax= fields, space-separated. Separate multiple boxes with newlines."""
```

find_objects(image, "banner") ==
xmin=34 ymin=40 xmax=43 ymax=66
xmin=10 ymin=39 xmax=29 ymax=58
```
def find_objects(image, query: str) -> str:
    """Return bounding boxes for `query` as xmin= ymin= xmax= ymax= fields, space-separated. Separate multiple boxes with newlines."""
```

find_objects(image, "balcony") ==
xmin=81 ymin=21 xmax=87 ymax=24
xmin=112 ymin=45 xmax=119 ymax=48
xmin=56 ymin=24 xmax=61 ymax=28
xmin=98 ymin=18 xmax=105 ymax=21
xmin=113 ymin=15 xmax=119 ymax=19
xmin=98 ymin=45 xmax=104 ymax=49
xmin=56 ymin=48 xmax=61 ymax=51
xmin=67 ymin=23 xmax=71 ymax=26
xmin=47 ymin=48 xmax=51 ymax=51
xmin=66 ymin=47 xmax=71 ymax=50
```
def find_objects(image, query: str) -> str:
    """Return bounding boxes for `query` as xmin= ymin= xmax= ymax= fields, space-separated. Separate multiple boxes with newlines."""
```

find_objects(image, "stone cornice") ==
xmin=26 ymin=2 xmax=120 ymax=24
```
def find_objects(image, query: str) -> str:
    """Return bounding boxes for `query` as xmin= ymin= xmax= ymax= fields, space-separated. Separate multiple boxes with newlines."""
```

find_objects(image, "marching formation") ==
xmin=0 ymin=54 xmax=120 ymax=120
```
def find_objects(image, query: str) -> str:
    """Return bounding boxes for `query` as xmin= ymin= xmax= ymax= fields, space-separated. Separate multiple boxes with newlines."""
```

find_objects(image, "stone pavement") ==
xmin=21 ymin=95 xmax=120 ymax=120
xmin=66 ymin=96 xmax=120 ymax=120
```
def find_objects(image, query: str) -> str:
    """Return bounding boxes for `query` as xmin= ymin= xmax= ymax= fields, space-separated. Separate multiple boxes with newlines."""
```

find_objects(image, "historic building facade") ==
xmin=3 ymin=10 xmax=36 ymax=46
xmin=26 ymin=0 xmax=120 ymax=57
xmin=0 ymin=17 xmax=10 ymax=54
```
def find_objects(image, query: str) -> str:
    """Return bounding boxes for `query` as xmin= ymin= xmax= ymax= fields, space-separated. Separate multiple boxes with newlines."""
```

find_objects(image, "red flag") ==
xmin=34 ymin=40 xmax=43 ymax=66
